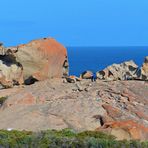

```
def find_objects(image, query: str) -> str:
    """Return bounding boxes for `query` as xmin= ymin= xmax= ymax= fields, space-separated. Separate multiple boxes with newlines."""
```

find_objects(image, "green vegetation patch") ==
xmin=0 ymin=129 xmax=147 ymax=148
xmin=0 ymin=96 xmax=8 ymax=106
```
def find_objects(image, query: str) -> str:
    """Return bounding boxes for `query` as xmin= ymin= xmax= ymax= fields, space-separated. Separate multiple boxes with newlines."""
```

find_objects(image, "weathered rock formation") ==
xmin=0 ymin=42 xmax=148 ymax=141
xmin=139 ymin=56 xmax=148 ymax=80
xmin=96 ymin=60 xmax=138 ymax=81
xmin=0 ymin=44 xmax=23 ymax=88
xmin=98 ymin=120 xmax=148 ymax=141
xmin=96 ymin=57 xmax=148 ymax=81
xmin=0 ymin=38 xmax=69 ymax=87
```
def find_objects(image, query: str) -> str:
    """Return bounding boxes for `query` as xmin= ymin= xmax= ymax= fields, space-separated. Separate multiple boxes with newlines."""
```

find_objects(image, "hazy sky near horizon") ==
xmin=0 ymin=0 xmax=148 ymax=46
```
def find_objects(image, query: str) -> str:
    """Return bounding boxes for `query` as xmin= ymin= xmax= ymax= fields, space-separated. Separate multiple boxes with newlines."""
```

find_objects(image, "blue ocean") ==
xmin=67 ymin=47 xmax=148 ymax=76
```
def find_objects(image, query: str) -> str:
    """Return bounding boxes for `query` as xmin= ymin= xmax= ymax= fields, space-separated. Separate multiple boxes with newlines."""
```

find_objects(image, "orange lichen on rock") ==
xmin=17 ymin=93 xmax=36 ymax=105
xmin=15 ymin=38 xmax=69 ymax=82
xmin=102 ymin=104 xmax=122 ymax=119
xmin=0 ymin=38 xmax=69 ymax=87
xmin=98 ymin=120 xmax=148 ymax=141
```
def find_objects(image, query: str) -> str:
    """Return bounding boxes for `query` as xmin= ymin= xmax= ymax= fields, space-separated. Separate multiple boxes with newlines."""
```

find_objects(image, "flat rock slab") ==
xmin=0 ymin=79 xmax=147 ymax=140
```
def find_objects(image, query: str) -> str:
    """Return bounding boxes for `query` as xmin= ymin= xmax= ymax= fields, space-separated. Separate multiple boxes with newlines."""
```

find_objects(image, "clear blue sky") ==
xmin=0 ymin=0 xmax=148 ymax=46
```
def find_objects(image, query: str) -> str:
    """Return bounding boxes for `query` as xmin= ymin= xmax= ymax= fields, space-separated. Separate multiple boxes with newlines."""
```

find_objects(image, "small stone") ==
xmin=80 ymin=71 xmax=93 ymax=79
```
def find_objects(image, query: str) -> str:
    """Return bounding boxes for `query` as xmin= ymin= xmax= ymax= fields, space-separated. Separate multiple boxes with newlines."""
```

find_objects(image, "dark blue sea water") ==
xmin=67 ymin=47 xmax=148 ymax=76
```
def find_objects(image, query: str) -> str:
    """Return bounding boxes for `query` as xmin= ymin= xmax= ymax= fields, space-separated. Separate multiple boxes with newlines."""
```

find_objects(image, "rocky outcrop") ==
xmin=0 ymin=79 xmax=106 ymax=131
xmin=0 ymin=38 xmax=69 ymax=87
xmin=96 ymin=57 xmax=148 ymax=81
xmin=0 ymin=41 xmax=148 ymax=140
xmin=15 ymin=38 xmax=69 ymax=82
xmin=98 ymin=120 xmax=148 ymax=141
xmin=96 ymin=60 xmax=138 ymax=81
xmin=139 ymin=56 xmax=148 ymax=80
xmin=0 ymin=44 xmax=23 ymax=88
xmin=0 ymin=79 xmax=147 ymax=140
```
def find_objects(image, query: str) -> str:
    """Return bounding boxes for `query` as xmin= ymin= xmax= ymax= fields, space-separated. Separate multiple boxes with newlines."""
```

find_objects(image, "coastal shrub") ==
xmin=0 ymin=130 xmax=33 ymax=147
xmin=141 ymin=141 xmax=148 ymax=148
xmin=77 ymin=130 xmax=116 ymax=140
xmin=0 ymin=129 xmax=147 ymax=148
xmin=0 ymin=96 xmax=7 ymax=106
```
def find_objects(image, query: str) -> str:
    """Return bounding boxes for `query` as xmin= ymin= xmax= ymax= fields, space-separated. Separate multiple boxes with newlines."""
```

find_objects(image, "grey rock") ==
xmin=0 ymin=54 xmax=23 ymax=88
xmin=75 ymin=82 xmax=83 ymax=91
xmin=96 ymin=60 xmax=138 ymax=81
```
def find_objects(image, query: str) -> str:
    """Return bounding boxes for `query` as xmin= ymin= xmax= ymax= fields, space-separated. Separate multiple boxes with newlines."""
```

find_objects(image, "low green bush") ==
xmin=0 ymin=96 xmax=7 ymax=106
xmin=0 ymin=129 xmax=147 ymax=148
xmin=77 ymin=130 xmax=116 ymax=140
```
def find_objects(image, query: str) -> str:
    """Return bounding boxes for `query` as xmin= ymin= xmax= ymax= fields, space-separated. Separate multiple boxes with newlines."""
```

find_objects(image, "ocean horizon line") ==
xmin=66 ymin=45 xmax=148 ymax=48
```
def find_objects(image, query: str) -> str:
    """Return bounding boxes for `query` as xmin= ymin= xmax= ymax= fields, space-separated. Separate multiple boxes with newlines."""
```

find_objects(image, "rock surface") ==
xmin=0 ymin=38 xmax=69 ymax=87
xmin=65 ymin=75 xmax=81 ymax=83
xmin=15 ymin=38 xmax=69 ymax=81
xmin=80 ymin=71 xmax=93 ymax=79
xmin=139 ymin=56 xmax=148 ymax=80
xmin=0 ymin=41 xmax=148 ymax=141
xmin=0 ymin=79 xmax=147 ymax=140
xmin=0 ymin=51 xmax=23 ymax=88
xmin=98 ymin=120 xmax=148 ymax=140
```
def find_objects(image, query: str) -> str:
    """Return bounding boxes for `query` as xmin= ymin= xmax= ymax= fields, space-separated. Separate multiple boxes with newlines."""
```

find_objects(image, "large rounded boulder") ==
xmin=15 ymin=38 xmax=69 ymax=83
xmin=0 ymin=38 xmax=69 ymax=87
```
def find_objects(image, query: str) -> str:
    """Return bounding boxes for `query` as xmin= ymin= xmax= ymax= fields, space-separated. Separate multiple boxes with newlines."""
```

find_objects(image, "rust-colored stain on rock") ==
xmin=16 ymin=38 xmax=68 ymax=81
xmin=100 ymin=120 xmax=148 ymax=141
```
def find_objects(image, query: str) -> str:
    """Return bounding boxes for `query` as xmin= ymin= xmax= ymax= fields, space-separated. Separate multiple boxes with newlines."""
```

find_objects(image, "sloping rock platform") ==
xmin=0 ymin=79 xmax=147 ymax=140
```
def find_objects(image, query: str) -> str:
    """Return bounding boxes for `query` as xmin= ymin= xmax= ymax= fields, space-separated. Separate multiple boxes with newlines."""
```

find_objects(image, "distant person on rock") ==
xmin=91 ymin=72 xmax=97 ymax=82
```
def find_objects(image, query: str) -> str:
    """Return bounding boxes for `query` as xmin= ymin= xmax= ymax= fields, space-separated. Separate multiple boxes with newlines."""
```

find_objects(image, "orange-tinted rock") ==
xmin=102 ymin=104 xmax=122 ymax=119
xmin=0 ymin=38 xmax=69 ymax=87
xmin=17 ymin=93 xmax=36 ymax=105
xmin=133 ymin=110 xmax=148 ymax=121
xmin=15 ymin=38 xmax=69 ymax=82
xmin=0 ymin=79 xmax=147 ymax=139
xmin=121 ymin=89 xmax=136 ymax=102
xmin=65 ymin=75 xmax=82 ymax=83
xmin=98 ymin=120 xmax=148 ymax=141
xmin=2 ymin=91 xmax=47 ymax=109
xmin=80 ymin=71 xmax=93 ymax=79
xmin=0 ymin=88 xmax=21 ymax=98
xmin=2 ymin=92 xmax=36 ymax=109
